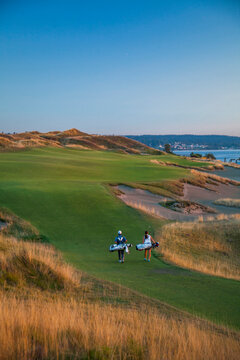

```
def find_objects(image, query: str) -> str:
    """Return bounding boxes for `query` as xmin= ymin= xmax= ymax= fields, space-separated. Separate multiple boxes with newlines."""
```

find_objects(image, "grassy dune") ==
xmin=0 ymin=128 xmax=163 ymax=155
xmin=0 ymin=234 xmax=79 ymax=290
xmin=0 ymin=233 xmax=240 ymax=360
xmin=0 ymin=148 xmax=240 ymax=329
xmin=157 ymin=215 xmax=240 ymax=280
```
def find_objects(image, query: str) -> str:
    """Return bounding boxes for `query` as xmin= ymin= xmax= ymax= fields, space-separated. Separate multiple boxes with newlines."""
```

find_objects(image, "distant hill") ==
xmin=0 ymin=129 xmax=162 ymax=155
xmin=125 ymin=135 xmax=240 ymax=150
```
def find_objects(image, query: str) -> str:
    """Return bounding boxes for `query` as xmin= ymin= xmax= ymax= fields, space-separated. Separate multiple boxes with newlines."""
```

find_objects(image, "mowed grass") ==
xmin=0 ymin=147 xmax=240 ymax=329
xmin=150 ymin=154 xmax=213 ymax=168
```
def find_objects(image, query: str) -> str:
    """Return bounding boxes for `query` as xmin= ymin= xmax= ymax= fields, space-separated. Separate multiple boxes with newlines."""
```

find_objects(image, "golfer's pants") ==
xmin=118 ymin=250 xmax=124 ymax=261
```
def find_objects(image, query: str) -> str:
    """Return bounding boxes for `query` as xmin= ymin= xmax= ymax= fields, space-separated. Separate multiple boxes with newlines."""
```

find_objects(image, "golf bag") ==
xmin=136 ymin=242 xmax=159 ymax=251
xmin=109 ymin=243 xmax=132 ymax=253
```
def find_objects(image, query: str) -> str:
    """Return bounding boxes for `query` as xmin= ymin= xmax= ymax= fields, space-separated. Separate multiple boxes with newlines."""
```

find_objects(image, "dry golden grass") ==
xmin=0 ymin=233 xmax=80 ymax=290
xmin=214 ymin=198 xmax=240 ymax=208
xmin=224 ymin=163 xmax=240 ymax=169
xmin=0 ymin=129 xmax=162 ymax=154
xmin=0 ymin=227 xmax=240 ymax=358
xmin=121 ymin=198 xmax=165 ymax=218
xmin=190 ymin=169 xmax=240 ymax=186
xmin=0 ymin=293 xmax=239 ymax=360
xmin=157 ymin=216 xmax=240 ymax=280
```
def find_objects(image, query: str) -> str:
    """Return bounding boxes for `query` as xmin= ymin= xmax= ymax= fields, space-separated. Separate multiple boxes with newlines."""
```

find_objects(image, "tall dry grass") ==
xmin=0 ymin=234 xmax=80 ymax=290
xmin=122 ymin=198 xmax=165 ymax=218
xmin=0 ymin=293 xmax=239 ymax=360
xmin=0 ymin=229 xmax=240 ymax=358
xmin=189 ymin=169 xmax=240 ymax=186
xmin=214 ymin=198 xmax=240 ymax=208
xmin=157 ymin=216 xmax=240 ymax=280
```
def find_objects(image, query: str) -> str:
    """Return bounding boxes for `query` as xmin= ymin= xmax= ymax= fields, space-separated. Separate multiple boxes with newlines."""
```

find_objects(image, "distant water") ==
xmin=174 ymin=149 xmax=240 ymax=162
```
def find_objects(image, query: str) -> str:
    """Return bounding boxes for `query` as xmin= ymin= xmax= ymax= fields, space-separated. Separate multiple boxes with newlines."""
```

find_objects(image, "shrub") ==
xmin=164 ymin=143 xmax=171 ymax=153
xmin=190 ymin=152 xmax=202 ymax=158
xmin=205 ymin=153 xmax=216 ymax=160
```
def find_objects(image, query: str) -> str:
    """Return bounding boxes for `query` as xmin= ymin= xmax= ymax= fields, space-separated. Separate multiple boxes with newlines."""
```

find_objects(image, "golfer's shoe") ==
xmin=119 ymin=260 xmax=122 ymax=263
xmin=148 ymin=259 xmax=150 ymax=262
xmin=144 ymin=258 xmax=147 ymax=261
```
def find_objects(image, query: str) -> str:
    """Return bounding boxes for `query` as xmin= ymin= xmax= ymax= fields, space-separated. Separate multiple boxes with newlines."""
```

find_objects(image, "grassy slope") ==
xmin=152 ymin=154 xmax=212 ymax=168
xmin=0 ymin=147 xmax=239 ymax=329
xmin=158 ymin=219 xmax=240 ymax=280
xmin=1 ymin=234 xmax=239 ymax=360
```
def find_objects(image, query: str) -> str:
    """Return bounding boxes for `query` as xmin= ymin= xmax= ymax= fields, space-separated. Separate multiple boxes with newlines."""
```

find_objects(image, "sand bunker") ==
xmin=117 ymin=185 xmax=206 ymax=221
xmin=212 ymin=167 xmax=240 ymax=182
xmin=160 ymin=200 xmax=215 ymax=215
xmin=117 ymin=179 xmax=240 ymax=221
xmin=182 ymin=182 xmax=240 ymax=215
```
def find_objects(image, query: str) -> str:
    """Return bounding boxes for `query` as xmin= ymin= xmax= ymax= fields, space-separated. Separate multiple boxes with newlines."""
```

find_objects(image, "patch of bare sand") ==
xmin=182 ymin=183 xmax=240 ymax=215
xmin=117 ymin=185 xmax=206 ymax=221
xmin=117 ymin=181 xmax=240 ymax=221
xmin=212 ymin=167 xmax=240 ymax=182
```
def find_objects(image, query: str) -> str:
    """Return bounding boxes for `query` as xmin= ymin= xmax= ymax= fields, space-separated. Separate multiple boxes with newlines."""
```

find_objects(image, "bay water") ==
xmin=174 ymin=149 xmax=240 ymax=162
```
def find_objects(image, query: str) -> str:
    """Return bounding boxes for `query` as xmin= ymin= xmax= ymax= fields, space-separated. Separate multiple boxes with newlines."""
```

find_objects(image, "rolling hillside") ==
xmin=0 ymin=129 xmax=162 ymax=154
xmin=0 ymin=147 xmax=239 ymax=329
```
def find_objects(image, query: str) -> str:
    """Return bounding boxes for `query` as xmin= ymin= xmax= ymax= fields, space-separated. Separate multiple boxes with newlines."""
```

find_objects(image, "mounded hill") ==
xmin=0 ymin=128 xmax=163 ymax=154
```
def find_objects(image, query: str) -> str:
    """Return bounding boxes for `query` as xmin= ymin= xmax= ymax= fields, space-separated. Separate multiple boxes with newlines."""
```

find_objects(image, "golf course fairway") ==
xmin=0 ymin=147 xmax=239 ymax=329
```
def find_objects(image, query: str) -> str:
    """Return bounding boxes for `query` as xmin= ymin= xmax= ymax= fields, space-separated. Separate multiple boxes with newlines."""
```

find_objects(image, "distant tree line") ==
xmin=126 ymin=135 xmax=240 ymax=149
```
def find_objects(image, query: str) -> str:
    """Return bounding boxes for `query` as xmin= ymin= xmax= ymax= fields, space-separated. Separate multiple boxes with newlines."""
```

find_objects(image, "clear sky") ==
xmin=0 ymin=0 xmax=239 ymax=135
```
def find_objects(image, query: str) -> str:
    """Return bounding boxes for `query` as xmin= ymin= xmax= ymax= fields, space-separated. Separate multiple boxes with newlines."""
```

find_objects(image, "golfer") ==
xmin=115 ymin=230 xmax=127 ymax=263
xmin=143 ymin=231 xmax=156 ymax=262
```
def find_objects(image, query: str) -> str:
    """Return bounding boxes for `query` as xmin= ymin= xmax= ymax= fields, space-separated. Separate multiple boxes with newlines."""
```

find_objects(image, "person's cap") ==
xmin=118 ymin=230 xmax=122 ymax=235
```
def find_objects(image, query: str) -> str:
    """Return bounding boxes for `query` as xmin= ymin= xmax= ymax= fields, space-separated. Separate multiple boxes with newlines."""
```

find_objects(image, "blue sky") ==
xmin=0 ymin=0 xmax=239 ymax=135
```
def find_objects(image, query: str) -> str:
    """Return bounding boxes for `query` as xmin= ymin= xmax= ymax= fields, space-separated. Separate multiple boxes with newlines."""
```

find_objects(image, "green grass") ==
xmin=0 ymin=147 xmax=239 ymax=329
xmin=151 ymin=153 xmax=212 ymax=168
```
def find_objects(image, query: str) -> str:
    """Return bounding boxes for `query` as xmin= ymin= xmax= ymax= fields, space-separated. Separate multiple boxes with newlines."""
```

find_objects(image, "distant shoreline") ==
xmin=126 ymin=135 xmax=240 ymax=152
xmin=174 ymin=149 xmax=240 ymax=162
